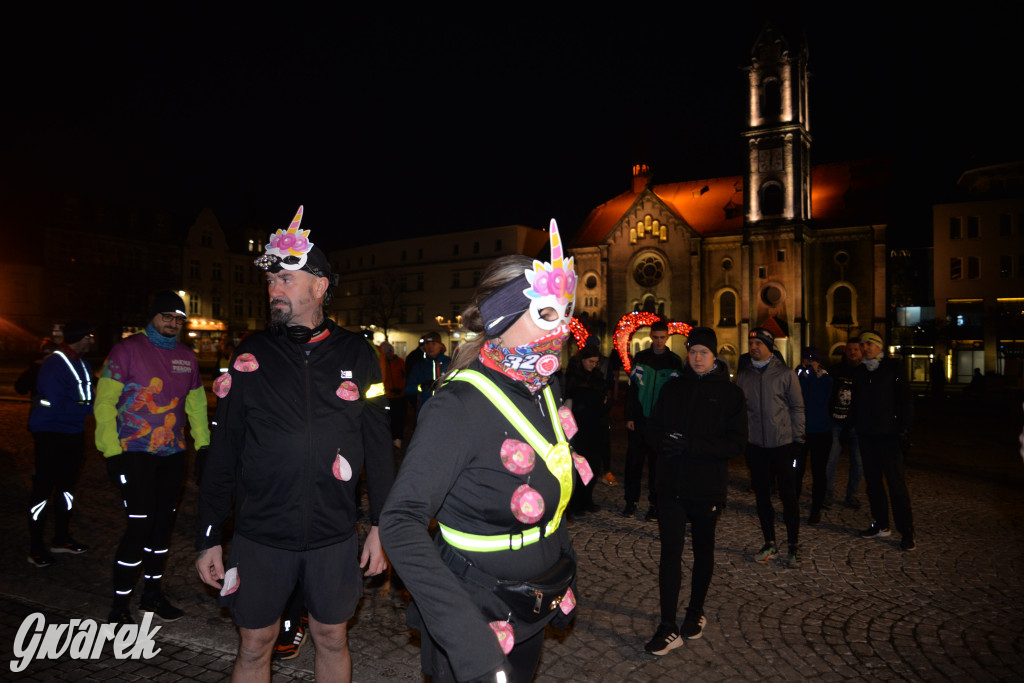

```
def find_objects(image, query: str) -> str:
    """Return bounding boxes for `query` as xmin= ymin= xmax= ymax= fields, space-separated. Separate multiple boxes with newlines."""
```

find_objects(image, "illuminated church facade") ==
xmin=568 ymin=25 xmax=890 ymax=370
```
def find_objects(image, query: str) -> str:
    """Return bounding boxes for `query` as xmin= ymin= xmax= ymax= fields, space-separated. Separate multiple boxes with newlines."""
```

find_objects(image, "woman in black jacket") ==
xmin=643 ymin=327 xmax=748 ymax=656
xmin=380 ymin=224 xmax=583 ymax=683
xmin=566 ymin=345 xmax=610 ymax=515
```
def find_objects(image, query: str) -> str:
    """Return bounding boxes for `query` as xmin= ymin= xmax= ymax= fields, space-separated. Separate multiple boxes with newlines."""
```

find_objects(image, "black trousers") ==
xmin=746 ymin=443 xmax=800 ymax=548
xmin=860 ymin=435 xmax=914 ymax=539
xmin=624 ymin=426 xmax=656 ymax=505
xmin=794 ymin=431 xmax=832 ymax=513
xmin=107 ymin=451 xmax=186 ymax=605
xmin=656 ymin=497 xmax=720 ymax=625
xmin=28 ymin=431 xmax=85 ymax=550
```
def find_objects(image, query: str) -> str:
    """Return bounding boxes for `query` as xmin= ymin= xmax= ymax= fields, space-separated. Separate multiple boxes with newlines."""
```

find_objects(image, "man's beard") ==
xmin=270 ymin=299 xmax=293 ymax=325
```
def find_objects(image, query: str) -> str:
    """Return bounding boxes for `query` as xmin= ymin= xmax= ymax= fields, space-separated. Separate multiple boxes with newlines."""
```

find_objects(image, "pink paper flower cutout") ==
xmin=213 ymin=372 xmax=232 ymax=398
xmin=500 ymin=439 xmax=535 ymax=474
xmin=559 ymin=586 xmax=576 ymax=615
xmin=572 ymin=453 xmax=593 ymax=486
xmin=233 ymin=353 xmax=259 ymax=372
xmin=337 ymin=380 xmax=359 ymax=401
xmin=489 ymin=621 xmax=514 ymax=655
xmin=333 ymin=452 xmax=353 ymax=481
xmin=511 ymin=484 xmax=545 ymax=524
xmin=558 ymin=406 xmax=578 ymax=438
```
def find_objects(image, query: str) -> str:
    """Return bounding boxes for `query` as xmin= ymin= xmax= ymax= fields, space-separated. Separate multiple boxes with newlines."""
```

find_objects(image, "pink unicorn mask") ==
xmin=255 ymin=206 xmax=313 ymax=272
xmin=524 ymin=219 xmax=577 ymax=331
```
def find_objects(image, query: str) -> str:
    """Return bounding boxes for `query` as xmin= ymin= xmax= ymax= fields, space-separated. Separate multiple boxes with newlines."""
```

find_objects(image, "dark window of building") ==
xmin=950 ymin=257 xmax=962 ymax=280
xmin=234 ymin=265 xmax=244 ymax=283
xmin=418 ymin=248 xmax=423 ymax=259
xmin=416 ymin=307 xmax=424 ymax=324
xmin=212 ymin=296 xmax=222 ymax=318
xmin=1000 ymin=214 xmax=1012 ymax=236
xmin=967 ymin=216 xmax=979 ymax=238
xmin=950 ymin=217 xmax=962 ymax=240
xmin=585 ymin=274 xmax=598 ymax=289
xmin=718 ymin=291 xmax=736 ymax=327
xmin=760 ymin=182 xmax=784 ymax=216
xmin=189 ymin=260 xmax=201 ymax=279
xmin=722 ymin=257 xmax=733 ymax=271
xmin=758 ymin=266 xmax=767 ymax=279
xmin=967 ymin=256 xmax=980 ymax=279
xmin=831 ymin=285 xmax=854 ymax=325
xmin=495 ymin=239 xmax=502 ymax=251
xmin=642 ymin=295 xmax=657 ymax=313
xmin=761 ymin=285 xmax=783 ymax=307
xmin=189 ymin=297 xmax=200 ymax=316
xmin=234 ymin=298 xmax=243 ymax=317
xmin=1000 ymin=254 xmax=1013 ymax=278
xmin=776 ymin=249 xmax=786 ymax=262
xmin=763 ymin=79 xmax=782 ymax=117
xmin=212 ymin=262 xmax=222 ymax=281
xmin=633 ymin=255 xmax=665 ymax=287
xmin=401 ymin=250 xmax=407 ymax=261
xmin=473 ymin=270 xmax=481 ymax=286
xmin=416 ymin=273 xmax=424 ymax=290
xmin=453 ymin=244 xmax=459 ymax=256
xmin=473 ymin=241 xmax=479 ymax=254
xmin=452 ymin=272 xmax=460 ymax=288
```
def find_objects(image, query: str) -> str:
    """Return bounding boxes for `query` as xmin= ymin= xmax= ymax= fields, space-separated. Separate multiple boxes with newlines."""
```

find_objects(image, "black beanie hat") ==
xmin=749 ymin=327 xmax=775 ymax=350
xmin=62 ymin=320 xmax=94 ymax=345
xmin=149 ymin=291 xmax=187 ymax=319
xmin=687 ymin=327 xmax=718 ymax=354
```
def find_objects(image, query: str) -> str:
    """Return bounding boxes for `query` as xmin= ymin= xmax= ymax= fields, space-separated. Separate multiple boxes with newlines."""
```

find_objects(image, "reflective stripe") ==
xmin=53 ymin=351 xmax=92 ymax=402
xmin=30 ymin=500 xmax=46 ymax=520
xmin=439 ymin=523 xmax=542 ymax=552
xmin=63 ymin=492 xmax=73 ymax=510
xmin=438 ymin=370 xmax=574 ymax=551
xmin=364 ymin=382 xmax=385 ymax=399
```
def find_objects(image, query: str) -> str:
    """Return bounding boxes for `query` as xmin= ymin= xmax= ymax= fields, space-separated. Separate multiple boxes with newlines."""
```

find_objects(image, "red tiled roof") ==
xmin=571 ymin=159 xmax=890 ymax=247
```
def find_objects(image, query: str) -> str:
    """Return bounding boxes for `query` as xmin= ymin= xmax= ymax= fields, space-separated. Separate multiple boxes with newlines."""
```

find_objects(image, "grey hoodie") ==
xmin=736 ymin=355 xmax=805 ymax=448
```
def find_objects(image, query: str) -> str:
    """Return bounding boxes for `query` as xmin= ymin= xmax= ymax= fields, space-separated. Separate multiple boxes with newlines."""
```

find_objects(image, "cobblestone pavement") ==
xmin=1 ymin=371 xmax=1023 ymax=681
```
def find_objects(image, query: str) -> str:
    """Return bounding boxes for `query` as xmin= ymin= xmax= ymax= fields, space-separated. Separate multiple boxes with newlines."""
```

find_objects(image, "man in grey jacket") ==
xmin=736 ymin=328 xmax=805 ymax=567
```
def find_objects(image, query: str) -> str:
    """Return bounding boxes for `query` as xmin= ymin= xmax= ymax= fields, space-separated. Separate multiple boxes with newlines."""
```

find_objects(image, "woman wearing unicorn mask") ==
xmin=381 ymin=221 xmax=585 ymax=683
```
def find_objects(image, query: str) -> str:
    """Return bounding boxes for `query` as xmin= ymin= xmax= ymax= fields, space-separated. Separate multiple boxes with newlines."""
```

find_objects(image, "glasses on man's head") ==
xmin=160 ymin=313 xmax=187 ymax=325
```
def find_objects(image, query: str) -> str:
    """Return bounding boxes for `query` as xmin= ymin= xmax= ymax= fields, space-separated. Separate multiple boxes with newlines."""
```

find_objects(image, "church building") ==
xmin=568 ymin=24 xmax=890 ymax=371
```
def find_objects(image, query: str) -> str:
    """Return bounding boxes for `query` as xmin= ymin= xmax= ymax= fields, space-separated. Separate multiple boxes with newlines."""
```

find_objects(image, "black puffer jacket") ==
xmin=196 ymin=321 xmax=393 ymax=551
xmin=851 ymin=356 xmax=911 ymax=438
xmin=648 ymin=362 xmax=748 ymax=502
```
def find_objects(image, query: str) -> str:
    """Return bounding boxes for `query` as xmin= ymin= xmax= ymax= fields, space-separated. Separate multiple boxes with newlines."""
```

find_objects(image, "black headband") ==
xmin=479 ymin=274 xmax=530 ymax=338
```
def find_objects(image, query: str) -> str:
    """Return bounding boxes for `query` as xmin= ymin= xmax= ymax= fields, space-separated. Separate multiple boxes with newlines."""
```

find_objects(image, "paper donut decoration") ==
xmin=572 ymin=453 xmax=593 ymax=486
xmin=511 ymin=484 xmax=545 ymax=524
xmin=500 ymin=439 xmax=536 ymax=474
xmin=333 ymin=452 xmax=353 ymax=481
xmin=489 ymin=621 xmax=514 ymax=655
xmin=559 ymin=586 xmax=576 ymax=615
xmin=233 ymin=353 xmax=259 ymax=372
xmin=336 ymin=380 xmax=359 ymax=401
xmin=558 ymin=406 xmax=578 ymax=439
xmin=213 ymin=372 xmax=232 ymax=398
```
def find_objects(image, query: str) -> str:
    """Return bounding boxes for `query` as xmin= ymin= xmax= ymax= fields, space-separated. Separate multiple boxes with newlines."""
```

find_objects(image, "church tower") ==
xmin=742 ymin=24 xmax=811 ymax=225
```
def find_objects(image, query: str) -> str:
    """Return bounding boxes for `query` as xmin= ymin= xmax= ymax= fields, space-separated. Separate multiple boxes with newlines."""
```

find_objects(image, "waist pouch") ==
xmin=441 ymin=543 xmax=576 ymax=624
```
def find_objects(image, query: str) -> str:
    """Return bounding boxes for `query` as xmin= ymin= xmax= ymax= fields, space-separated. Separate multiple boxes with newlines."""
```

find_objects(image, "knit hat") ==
xmin=801 ymin=346 xmax=821 ymax=362
xmin=421 ymin=330 xmax=442 ymax=344
xmin=749 ymin=327 xmax=775 ymax=350
xmin=580 ymin=345 xmax=600 ymax=360
xmin=687 ymin=327 xmax=718 ymax=354
xmin=62 ymin=320 xmax=94 ymax=345
xmin=859 ymin=332 xmax=883 ymax=347
xmin=149 ymin=291 xmax=187 ymax=319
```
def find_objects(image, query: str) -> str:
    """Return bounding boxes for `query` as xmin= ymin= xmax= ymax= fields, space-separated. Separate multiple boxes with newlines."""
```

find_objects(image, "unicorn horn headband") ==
xmin=523 ymin=219 xmax=577 ymax=331
xmin=255 ymin=206 xmax=314 ymax=272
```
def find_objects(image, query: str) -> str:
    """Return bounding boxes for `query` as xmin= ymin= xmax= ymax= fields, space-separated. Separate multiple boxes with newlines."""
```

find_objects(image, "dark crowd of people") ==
xmin=16 ymin=206 xmax=920 ymax=681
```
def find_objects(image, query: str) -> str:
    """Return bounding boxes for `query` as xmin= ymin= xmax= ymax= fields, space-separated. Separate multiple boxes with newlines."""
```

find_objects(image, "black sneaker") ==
xmin=644 ymin=623 xmax=682 ymax=655
xmin=900 ymin=537 xmax=917 ymax=551
xmin=644 ymin=506 xmax=659 ymax=522
xmin=50 ymin=538 xmax=90 ymax=554
xmin=27 ymin=551 xmax=57 ymax=568
xmin=859 ymin=523 xmax=891 ymax=539
xmin=621 ymin=502 xmax=637 ymax=518
xmin=273 ymin=615 xmax=308 ymax=660
xmin=680 ymin=610 xmax=706 ymax=640
xmin=139 ymin=593 xmax=184 ymax=622
xmin=807 ymin=509 xmax=821 ymax=525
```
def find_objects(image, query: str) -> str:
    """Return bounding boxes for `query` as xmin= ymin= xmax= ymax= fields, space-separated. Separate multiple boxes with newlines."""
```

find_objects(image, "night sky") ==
xmin=2 ymin=5 xmax=1020 ymax=251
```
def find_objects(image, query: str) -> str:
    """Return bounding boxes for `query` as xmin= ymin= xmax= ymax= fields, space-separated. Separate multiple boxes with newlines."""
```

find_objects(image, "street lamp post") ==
xmin=435 ymin=314 xmax=462 ymax=353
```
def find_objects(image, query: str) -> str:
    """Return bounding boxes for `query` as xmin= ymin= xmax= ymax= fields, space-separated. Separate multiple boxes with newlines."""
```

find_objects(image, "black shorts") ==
xmin=221 ymin=533 xmax=362 ymax=629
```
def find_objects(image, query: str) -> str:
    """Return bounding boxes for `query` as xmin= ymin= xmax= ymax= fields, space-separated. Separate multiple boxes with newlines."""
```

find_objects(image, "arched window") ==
xmin=642 ymin=295 xmax=657 ymax=313
xmin=763 ymin=79 xmax=782 ymax=118
xmin=718 ymin=291 xmax=736 ymax=327
xmin=831 ymin=285 xmax=853 ymax=325
xmin=760 ymin=181 xmax=784 ymax=216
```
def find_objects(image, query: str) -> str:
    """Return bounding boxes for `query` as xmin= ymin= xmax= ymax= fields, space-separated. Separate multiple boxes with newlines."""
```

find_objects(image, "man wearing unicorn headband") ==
xmin=382 ymin=221 xmax=582 ymax=683
xmin=195 ymin=206 xmax=394 ymax=681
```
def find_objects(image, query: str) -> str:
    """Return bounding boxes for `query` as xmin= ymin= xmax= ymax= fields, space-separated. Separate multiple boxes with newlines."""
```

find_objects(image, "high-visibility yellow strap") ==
xmin=449 ymin=370 xmax=574 ymax=539
xmin=364 ymin=382 xmax=385 ymax=399
xmin=438 ymin=522 xmax=542 ymax=552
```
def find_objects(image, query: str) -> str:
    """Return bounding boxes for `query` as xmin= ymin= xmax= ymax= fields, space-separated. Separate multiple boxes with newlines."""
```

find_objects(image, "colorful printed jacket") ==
xmin=94 ymin=331 xmax=209 ymax=457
